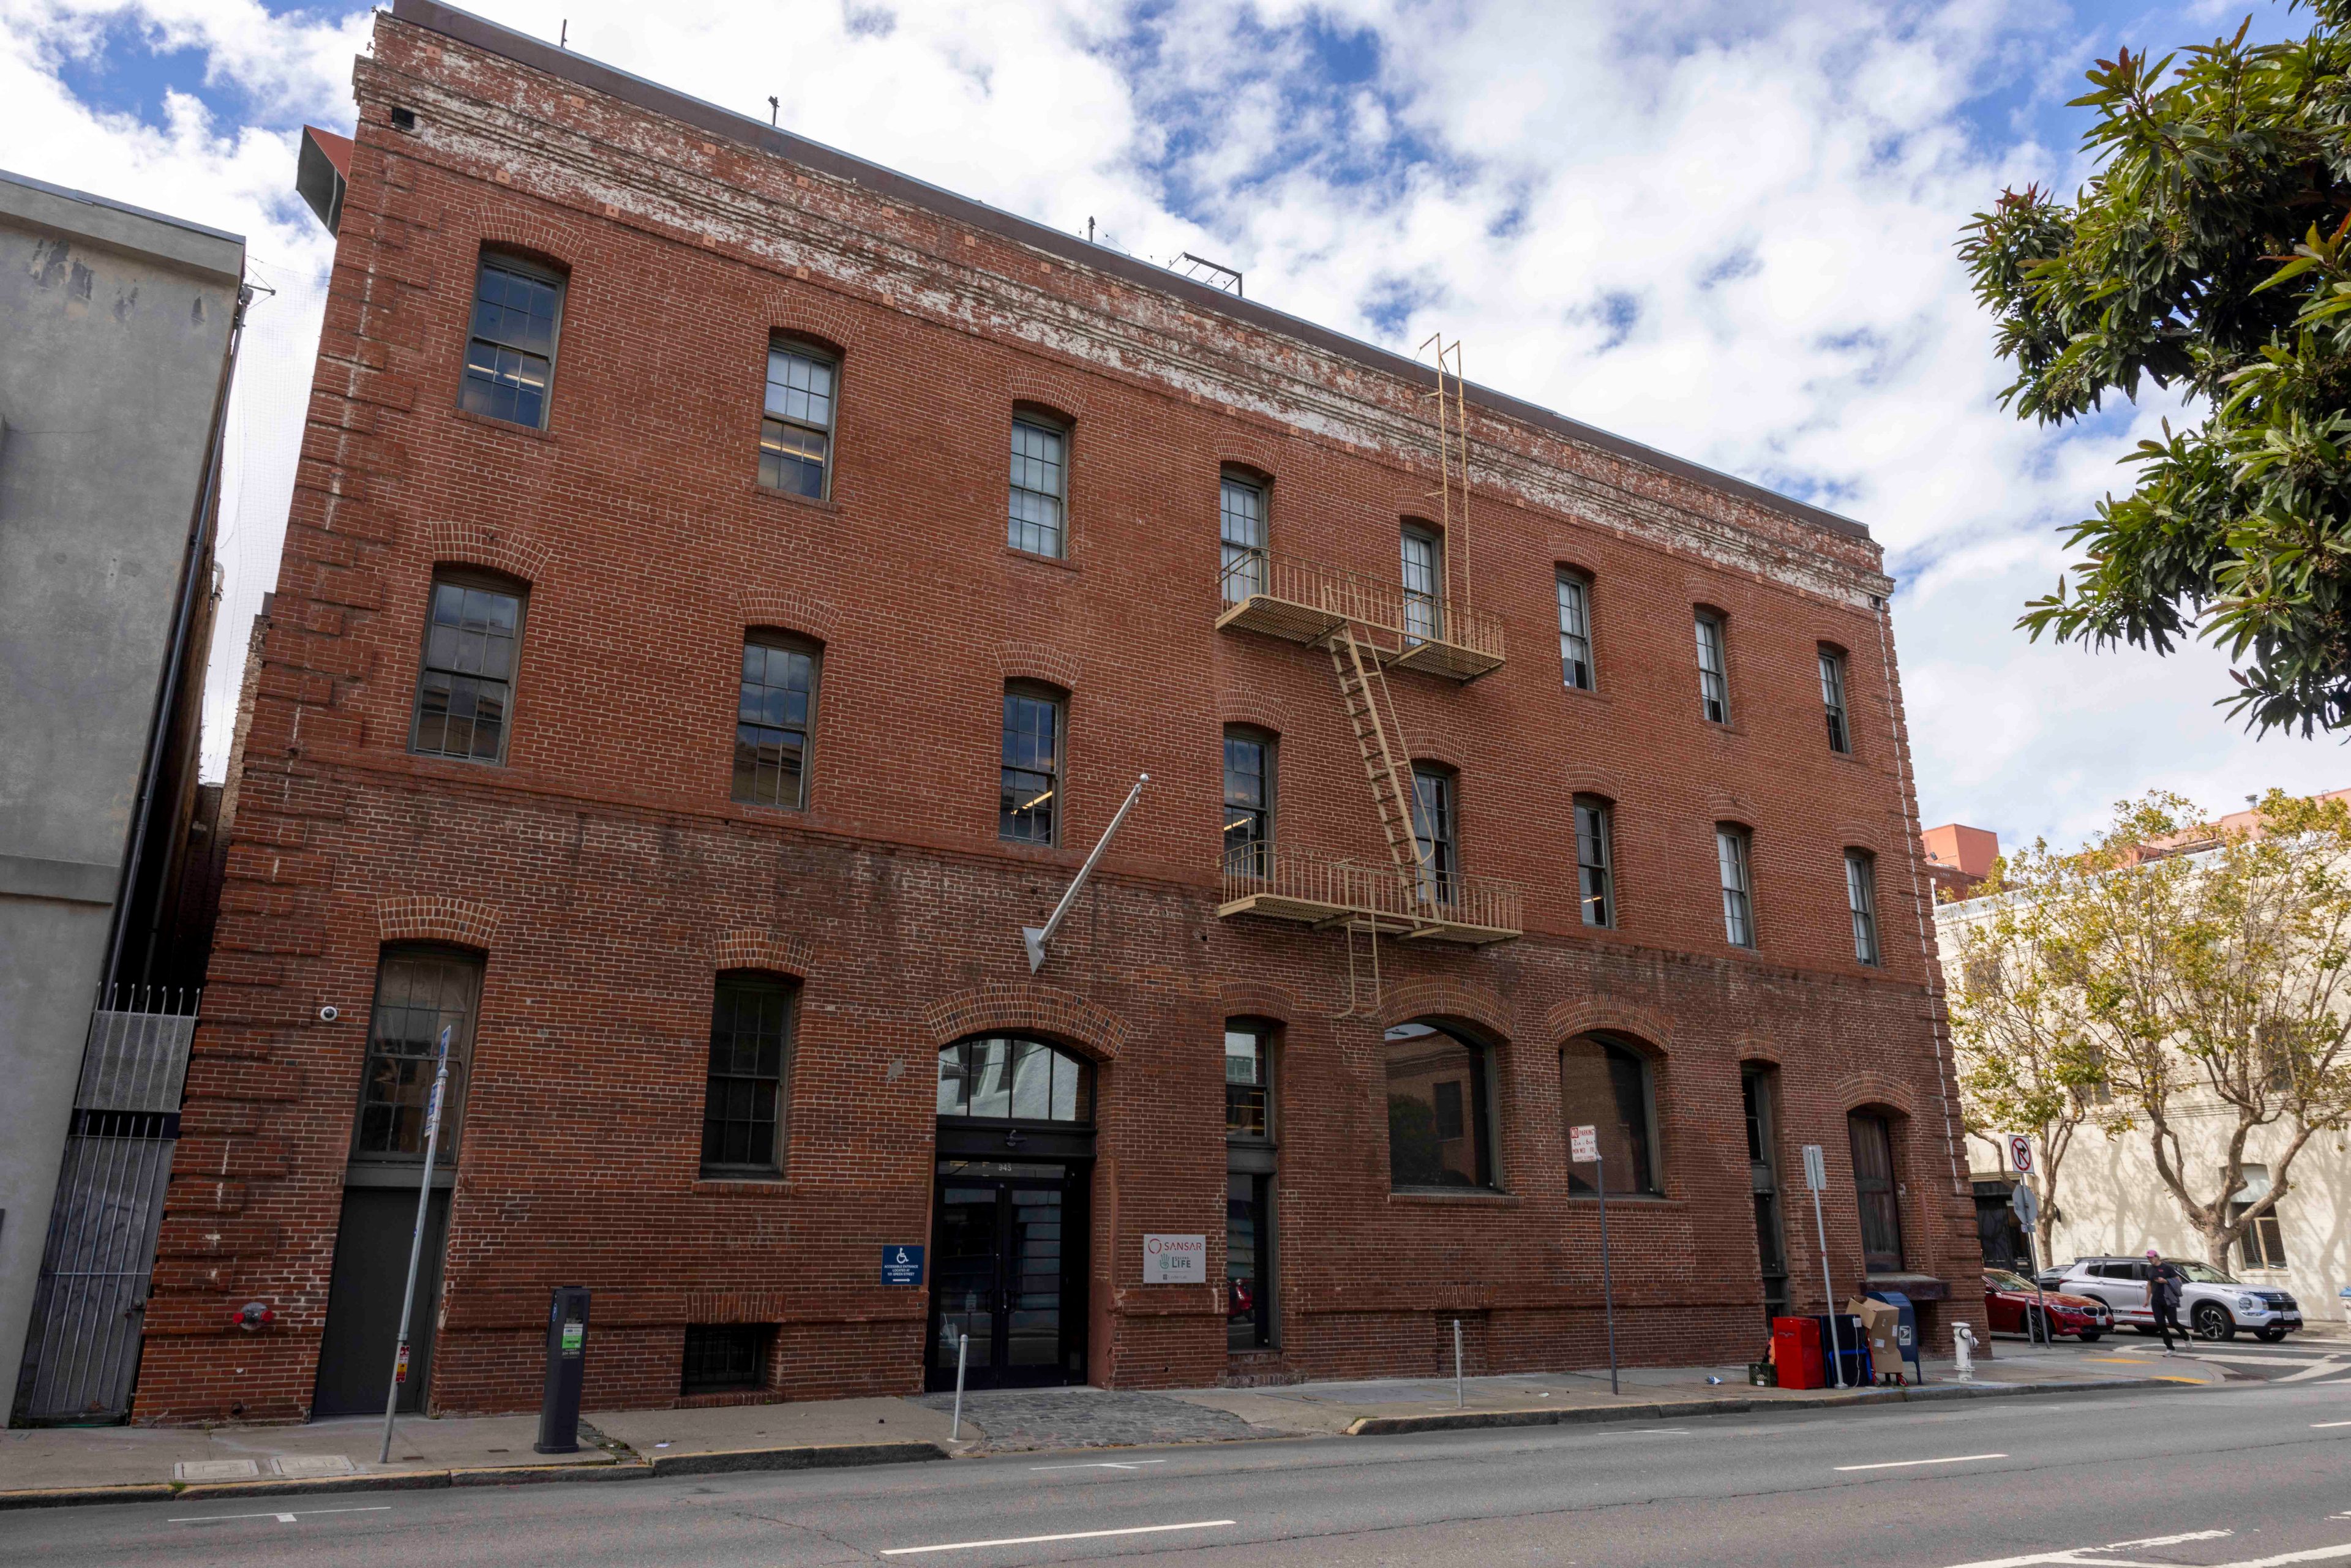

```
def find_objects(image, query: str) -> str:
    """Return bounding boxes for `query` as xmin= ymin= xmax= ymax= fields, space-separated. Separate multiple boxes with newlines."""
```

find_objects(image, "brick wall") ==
xmin=130 ymin=6 xmax=1982 ymax=1425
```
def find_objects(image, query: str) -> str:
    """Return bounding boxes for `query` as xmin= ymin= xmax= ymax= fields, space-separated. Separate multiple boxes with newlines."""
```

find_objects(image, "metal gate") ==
xmin=13 ymin=991 xmax=197 ymax=1424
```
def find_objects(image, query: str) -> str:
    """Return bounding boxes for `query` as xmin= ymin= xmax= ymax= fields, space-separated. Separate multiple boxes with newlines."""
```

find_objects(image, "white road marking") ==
xmin=1027 ymin=1460 xmax=1169 ymax=1472
xmin=170 ymin=1505 xmax=392 ymax=1525
xmin=880 ymin=1520 xmax=1237 ymax=1556
xmin=1942 ymin=1532 xmax=2351 ymax=1568
xmin=1837 ymin=1452 xmax=2008 ymax=1472
xmin=2277 ymin=1360 xmax=2350 ymax=1384
xmin=2311 ymin=1420 xmax=2351 ymax=1428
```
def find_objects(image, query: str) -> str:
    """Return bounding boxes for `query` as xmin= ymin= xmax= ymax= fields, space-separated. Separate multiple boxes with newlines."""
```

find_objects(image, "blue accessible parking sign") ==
xmin=880 ymin=1245 xmax=924 ymax=1287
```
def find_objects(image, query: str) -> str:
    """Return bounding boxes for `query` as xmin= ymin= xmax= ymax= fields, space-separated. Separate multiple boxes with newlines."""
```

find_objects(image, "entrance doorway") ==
xmin=313 ymin=1187 xmax=449 ymax=1416
xmin=926 ymin=1160 xmax=1089 ymax=1390
xmin=928 ymin=1035 xmax=1098 ymax=1392
xmin=1742 ymin=1065 xmax=1788 ymax=1328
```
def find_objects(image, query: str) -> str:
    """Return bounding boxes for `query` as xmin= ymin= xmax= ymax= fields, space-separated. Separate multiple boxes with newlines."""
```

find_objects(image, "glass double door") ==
xmin=927 ymin=1161 xmax=1087 ymax=1390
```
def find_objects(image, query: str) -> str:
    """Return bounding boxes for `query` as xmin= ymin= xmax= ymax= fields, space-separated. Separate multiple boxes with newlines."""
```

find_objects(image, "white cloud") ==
xmin=1 ymin=0 xmax=2334 ymax=852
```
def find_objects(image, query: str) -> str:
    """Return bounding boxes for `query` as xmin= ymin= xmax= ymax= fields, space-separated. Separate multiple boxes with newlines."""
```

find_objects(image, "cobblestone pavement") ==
xmin=910 ymin=1389 xmax=1286 ymax=1452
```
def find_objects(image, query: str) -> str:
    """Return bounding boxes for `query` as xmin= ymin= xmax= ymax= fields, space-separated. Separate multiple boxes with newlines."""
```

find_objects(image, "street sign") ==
xmin=2008 ymin=1135 xmax=2033 ymax=1174
xmin=880 ymin=1245 xmax=925 ymax=1287
xmin=2010 ymin=1182 xmax=2039 ymax=1231
xmin=1802 ymin=1144 xmax=1826 ymax=1192
xmin=1143 ymin=1234 xmax=1205 ymax=1284
xmin=1569 ymin=1124 xmax=1599 ymax=1162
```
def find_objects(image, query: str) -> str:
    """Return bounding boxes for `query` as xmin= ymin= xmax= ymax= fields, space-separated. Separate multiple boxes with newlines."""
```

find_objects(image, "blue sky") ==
xmin=2 ymin=0 xmax=2338 ymax=851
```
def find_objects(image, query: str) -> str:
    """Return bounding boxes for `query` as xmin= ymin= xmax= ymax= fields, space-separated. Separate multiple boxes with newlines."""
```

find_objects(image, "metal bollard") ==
xmin=1952 ymin=1321 xmax=1978 ymax=1382
xmin=950 ymin=1332 xmax=969 ymax=1441
xmin=1454 ymin=1318 xmax=1464 ymax=1409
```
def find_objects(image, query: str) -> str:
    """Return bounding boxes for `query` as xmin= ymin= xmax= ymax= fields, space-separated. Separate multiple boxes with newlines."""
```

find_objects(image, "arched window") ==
xmin=937 ymin=1036 xmax=1093 ymax=1123
xmin=1383 ymin=1020 xmax=1495 ymax=1190
xmin=1559 ymin=1035 xmax=1660 ymax=1196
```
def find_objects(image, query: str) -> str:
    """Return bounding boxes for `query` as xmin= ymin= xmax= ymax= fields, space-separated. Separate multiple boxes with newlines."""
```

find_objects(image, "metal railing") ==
xmin=1217 ymin=551 xmax=1506 ymax=670
xmin=1221 ymin=845 xmax=1523 ymax=939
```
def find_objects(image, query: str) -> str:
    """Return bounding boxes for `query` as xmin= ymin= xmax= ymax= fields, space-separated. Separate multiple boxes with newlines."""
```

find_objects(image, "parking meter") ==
xmin=534 ymin=1285 xmax=591 ymax=1454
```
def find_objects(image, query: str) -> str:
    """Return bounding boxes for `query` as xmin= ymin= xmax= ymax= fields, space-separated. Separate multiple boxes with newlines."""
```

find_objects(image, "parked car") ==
xmin=2035 ymin=1263 xmax=2072 ymax=1292
xmin=2048 ymin=1256 xmax=2303 ymax=1342
xmin=1982 ymin=1269 xmax=2110 ymax=1341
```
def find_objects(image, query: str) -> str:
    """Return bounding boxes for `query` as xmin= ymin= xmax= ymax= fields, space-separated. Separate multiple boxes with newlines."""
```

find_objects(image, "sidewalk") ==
xmin=0 ymin=1350 xmax=2193 ymax=1510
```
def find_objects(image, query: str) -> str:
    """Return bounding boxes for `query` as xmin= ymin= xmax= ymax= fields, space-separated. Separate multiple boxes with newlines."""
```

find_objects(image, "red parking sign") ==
xmin=2008 ymin=1135 xmax=2033 ymax=1174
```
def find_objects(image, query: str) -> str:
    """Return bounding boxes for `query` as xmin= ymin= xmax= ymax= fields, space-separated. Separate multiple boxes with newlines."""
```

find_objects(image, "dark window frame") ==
xmin=1573 ymin=795 xmax=1614 ymax=928
xmin=410 ymin=567 xmax=527 ymax=765
xmin=1225 ymin=1018 xmax=1277 ymax=1351
xmin=1557 ymin=568 xmax=1595 ymax=691
xmin=680 ymin=1323 xmax=771 ymax=1395
xmin=1695 ymin=608 xmax=1731 ymax=724
xmin=700 ymin=971 xmax=797 ymax=1177
xmin=459 ymin=249 xmax=566 ymax=430
xmin=1000 ymin=681 xmax=1066 ymax=846
xmin=1382 ymin=1019 xmax=1499 ymax=1193
xmin=733 ymin=631 xmax=822 ymax=811
xmin=1220 ymin=468 xmax=1269 ymax=604
xmin=1845 ymin=847 xmax=1881 ymax=966
xmin=1008 ymin=409 xmax=1071 ymax=559
xmin=1717 ymin=822 xmax=1756 ymax=948
xmin=1561 ymin=1033 xmax=1663 ymax=1198
xmin=1850 ymin=1110 xmax=1906 ymax=1274
xmin=2229 ymin=1200 xmax=2289 ymax=1270
xmin=759 ymin=335 xmax=839 ymax=500
xmin=1820 ymin=645 xmax=1852 ymax=754
xmin=1223 ymin=726 xmax=1275 ymax=879
xmin=351 ymin=943 xmax=482 ymax=1166
xmin=1401 ymin=520 xmax=1445 ymax=643
xmin=935 ymin=1035 xmax=1095 ymax=1124
xmin=1411 ymin=763 xmax=1460 ymax=907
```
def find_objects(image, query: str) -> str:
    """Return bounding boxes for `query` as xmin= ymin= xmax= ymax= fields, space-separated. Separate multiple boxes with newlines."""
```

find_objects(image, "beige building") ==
xmin=1930 ymin=823 xmax=2351 ymax=1330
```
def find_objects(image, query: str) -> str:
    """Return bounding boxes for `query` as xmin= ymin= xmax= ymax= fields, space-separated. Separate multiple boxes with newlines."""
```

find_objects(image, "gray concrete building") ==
xmin=1 ymin=170 xmax=244 ymax=1420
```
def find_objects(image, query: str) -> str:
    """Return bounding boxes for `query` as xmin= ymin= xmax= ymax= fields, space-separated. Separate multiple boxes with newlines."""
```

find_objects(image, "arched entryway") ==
xmin=926 ymin=1035 xmax=1095 ymax=1391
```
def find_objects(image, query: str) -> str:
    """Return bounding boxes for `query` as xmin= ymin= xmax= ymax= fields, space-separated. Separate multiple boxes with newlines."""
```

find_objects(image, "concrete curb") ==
xmin=648 ymin=1440 xmax=948 ymax=1477
xmin=1341 ymin=1376 xmax=2188 ymax=1436
xmin=0 ymin=1484 xmax=176 ymax=1512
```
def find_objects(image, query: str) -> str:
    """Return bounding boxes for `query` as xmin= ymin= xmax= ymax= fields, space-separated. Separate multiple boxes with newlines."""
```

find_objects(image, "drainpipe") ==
xmin=102 ymin=282 xmax=250 ymax=993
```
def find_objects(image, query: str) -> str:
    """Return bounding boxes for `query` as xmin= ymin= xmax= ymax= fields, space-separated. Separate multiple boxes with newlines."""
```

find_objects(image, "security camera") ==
xmin=318 ymin=1005 xmax=339 ymax=1023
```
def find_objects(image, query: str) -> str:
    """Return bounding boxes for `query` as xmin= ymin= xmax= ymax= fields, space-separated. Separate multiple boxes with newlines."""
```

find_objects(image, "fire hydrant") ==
xmin=1952 ymin=1321 xmax=1979 ymax=1381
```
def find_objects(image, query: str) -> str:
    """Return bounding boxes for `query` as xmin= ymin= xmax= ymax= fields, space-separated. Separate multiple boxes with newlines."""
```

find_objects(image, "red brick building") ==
xmin=135 ymin=0 xmax=1984 ymax=1424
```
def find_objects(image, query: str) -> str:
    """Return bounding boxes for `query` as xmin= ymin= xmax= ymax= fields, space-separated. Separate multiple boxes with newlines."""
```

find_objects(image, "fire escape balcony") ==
xmin=1220 ymin=846 xmax=1523 ymax=946
xmin=1217 ymin=552 xmax=1505 ymax=682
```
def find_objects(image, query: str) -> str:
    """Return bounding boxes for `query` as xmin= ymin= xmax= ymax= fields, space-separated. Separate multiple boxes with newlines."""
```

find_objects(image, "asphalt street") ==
xmin=2055 ymin=1333 xmax=2351 ymax=1384
xmin=8 ymin=1373 xmax=2350 ymax=1567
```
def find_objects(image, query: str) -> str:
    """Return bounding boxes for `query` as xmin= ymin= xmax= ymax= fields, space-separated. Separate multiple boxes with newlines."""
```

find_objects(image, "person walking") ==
xmin=2147 ymin=1249 xmax=2188 ymax=1354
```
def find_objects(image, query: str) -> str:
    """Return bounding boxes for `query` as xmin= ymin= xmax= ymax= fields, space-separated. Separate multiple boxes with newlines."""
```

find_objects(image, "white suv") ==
xmin=2052 ymin=1256 xmax=2302 ymax=1343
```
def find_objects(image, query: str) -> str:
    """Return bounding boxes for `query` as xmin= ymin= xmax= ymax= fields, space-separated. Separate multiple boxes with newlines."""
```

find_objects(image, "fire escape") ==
xmin=1217 ymin=339 xmax=1523 ymax=1013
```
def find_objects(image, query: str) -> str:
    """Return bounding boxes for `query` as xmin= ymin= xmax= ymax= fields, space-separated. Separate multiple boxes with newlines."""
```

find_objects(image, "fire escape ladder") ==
xmin=1326 ymin=625 xmax=1431 ymax=911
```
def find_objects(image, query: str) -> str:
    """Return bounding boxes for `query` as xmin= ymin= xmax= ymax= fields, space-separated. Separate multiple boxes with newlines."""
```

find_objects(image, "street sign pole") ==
xmin=2011 ymin=1179 xmax=2047 ymax=1345
xmin=1802 ymin=1144 xmax=1843 ymax=1390
xmin=382 ymin=1024 xmax=452 ymax=1465
xmin=1569 ymin=1126 xmax=1618 ymax=1397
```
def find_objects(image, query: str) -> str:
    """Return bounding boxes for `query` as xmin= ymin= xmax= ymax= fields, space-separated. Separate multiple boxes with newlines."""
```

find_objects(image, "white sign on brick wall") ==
xmin=1142 ymin=1233 xmax=1206 ymax=1285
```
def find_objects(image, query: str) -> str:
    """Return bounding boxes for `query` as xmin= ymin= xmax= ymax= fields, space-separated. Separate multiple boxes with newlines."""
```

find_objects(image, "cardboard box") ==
xmin=1847 ymin=1296 xmax=1902 ymax=1363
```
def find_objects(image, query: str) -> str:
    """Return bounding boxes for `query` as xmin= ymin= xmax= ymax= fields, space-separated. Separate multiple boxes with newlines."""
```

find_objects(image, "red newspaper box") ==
xmin=1771 ymin=1315 xmax=1823 ymax=1390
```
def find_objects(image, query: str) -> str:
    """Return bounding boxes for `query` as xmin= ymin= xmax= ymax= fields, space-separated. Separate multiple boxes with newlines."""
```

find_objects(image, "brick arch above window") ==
xmin=1834 ymin=1071 xmax=1919 ymax=1119
xmin=1543 ymin=999 xmax=1676 ymax=1054
xmin=421 ymin=521 xmax=549 ymax=586
xmin=1216 ymin=446 xmax=1281 ymax=487
xmin=998 ymin=642 xmax=1081 ymax=692
xmin=1004 ymin=371 xmax=1092 ymax=423
xmin=1702 ymin=789 xmax=1757 ymax=822
xmin=921 ymin=983 xmax=1127 ymax=1062
xmin=1376 ymin=977 xmax=1512 ymax=1041
xmin=376 ymin=894 xmax=502 ymax=949
xmin=1217 ymin=691 xmax=1293 ymax=738
xmin=713 ymin=928 xmax=816 ymax=978
xmin=1834 ymin=820 xmax=1897 ymax=857
xmin=734 ymin=589 xmax=836 ymax=645
xmin=458 ymin=218 xmax=579 ymax=280
xmin=1219 ymin=979 xmax=1300 ymax=1024
xmin=1730 ymin=1037 xmax=1785 ymax=1068
xmin=1558 ymin=765 xmax=1627 ymax=802
xmin=757 ymin=299 xmax=862 ymax=360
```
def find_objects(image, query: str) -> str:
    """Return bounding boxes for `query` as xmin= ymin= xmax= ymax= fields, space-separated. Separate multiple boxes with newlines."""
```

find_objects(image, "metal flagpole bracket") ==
xmin=1022 ymin=775 xmax=1148 ymax=973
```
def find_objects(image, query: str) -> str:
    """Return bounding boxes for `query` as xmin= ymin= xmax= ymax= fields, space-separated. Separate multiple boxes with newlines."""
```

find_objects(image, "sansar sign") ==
xmin=1142 ymin=1233 xmax=1206 ymax=1284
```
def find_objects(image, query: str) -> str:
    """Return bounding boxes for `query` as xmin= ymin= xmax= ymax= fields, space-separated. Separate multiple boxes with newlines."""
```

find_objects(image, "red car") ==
xmin=1984 ymin=1268 xmax=2110 ymax=1341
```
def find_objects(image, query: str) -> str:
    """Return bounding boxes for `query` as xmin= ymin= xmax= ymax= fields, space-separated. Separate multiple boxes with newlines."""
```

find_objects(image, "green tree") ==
xmin=1951 ymin=791 xmax=2351 ymax=1271
xmin=1960 ymin=5 xmax=2351 ymax=733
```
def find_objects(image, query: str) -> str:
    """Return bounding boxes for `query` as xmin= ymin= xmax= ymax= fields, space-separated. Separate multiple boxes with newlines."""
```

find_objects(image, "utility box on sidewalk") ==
xmin=535 ymin=1285 xmax=591 ymax=1455
xmin=1770 ymin=1316 xmax=1823 ymax=1390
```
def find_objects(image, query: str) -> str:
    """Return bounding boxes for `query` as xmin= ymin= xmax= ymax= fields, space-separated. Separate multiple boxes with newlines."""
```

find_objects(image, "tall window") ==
xmin=459 ymin=252 xmax=563 ymax=428
xmin=1845 ymin=849 xmax=1880 ymax=966
xmin=1557 ymin=571 xmax=1594 ymax=690
xmin=1000 ymin=685 xmax=1063 ymax=845
xmin=702 ymin=973 xmax=795 ymax=1174
xmin=734 ymin=635 xmax=819 ymax=809
xmin=1220 ymin=473 xmax=1268 ymax=603
xmin=1560 ymin=1035 xmax=1659 ymax=1196
xmin=1401 ymin=522 xmax=1444 ymax=642
xmin=1223 ymin=729 xmax=1272 ymax=877
xmin=1744 ymin=1065 xmax=1789 ymax=1324
xmin=1226 ymin=1023 xmax=1275 ymax=1351
xmin=759 ymin=339 xmax=836 ymax=499
xmin=1820 ymin=647 xmax=1851 ymax=753
xmin=1717 ymin=823 xmax=1755 ymax=947
xmin=2231 ymin=1168 xmax=2289 ymax=1269
xmin=1695 ymin=610 xmax=1730 ymax=723
xmin=1383 ymin=1021 xmax=1493 ymax=1190
xmin=1573 ymin=796 xmax=1614 ymax=928
xmin=1411 ymin=765 xmax=1458 ymax=906
xmin=354 ymin=947 xmax=480 ymax=1163
xmin=1008 ymin=415 xmax=1068 ymax=558
xmin=411 ymin=572 xmax=524 ymax=763
xmin=936 ymin=1037 xmax=1092 ymax=1122
xmin=1848 ymin=1112 xmax=1904 ymax=1273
